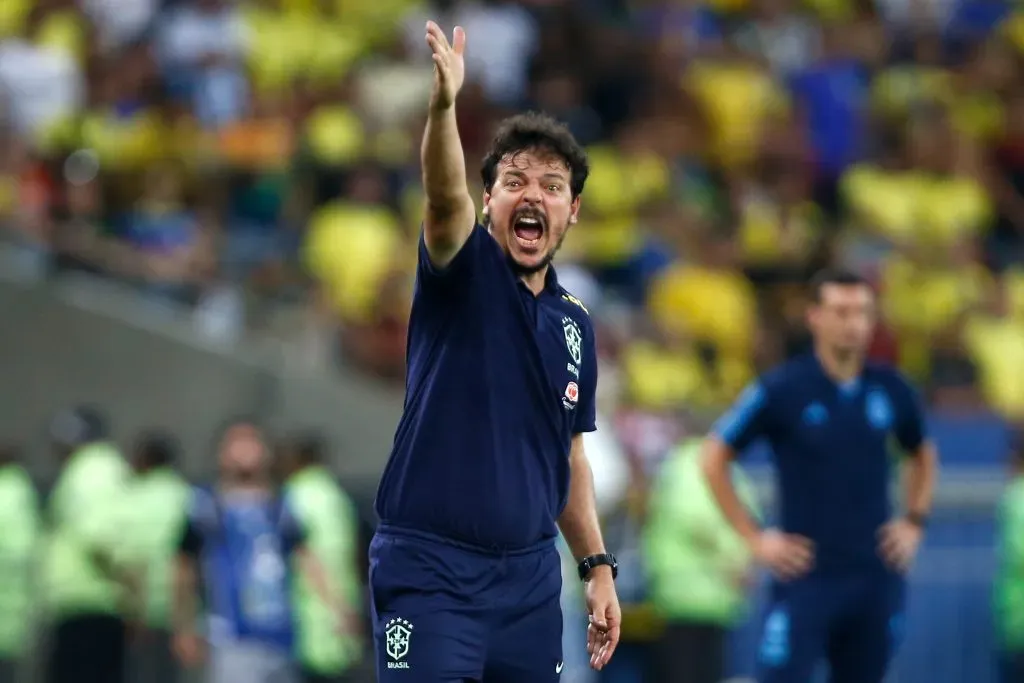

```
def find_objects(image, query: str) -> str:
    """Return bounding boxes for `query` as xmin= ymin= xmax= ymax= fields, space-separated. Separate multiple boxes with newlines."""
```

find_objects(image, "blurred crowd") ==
xmin=2 ymin=0 xmax=1023 ymax=421
xmin=3 ymin=0 xmax=1024 ymax=680
xmin=0 ymin=409 xmax=373 ymax=683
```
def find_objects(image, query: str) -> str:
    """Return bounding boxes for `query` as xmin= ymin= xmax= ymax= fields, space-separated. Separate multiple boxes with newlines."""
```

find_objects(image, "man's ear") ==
xmin=569 ymin=196 xmax=580 ymax=224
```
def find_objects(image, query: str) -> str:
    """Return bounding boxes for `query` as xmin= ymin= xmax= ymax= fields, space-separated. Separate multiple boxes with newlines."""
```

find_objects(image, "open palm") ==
xmin=425 ymin=21 xmax=466 ymax=110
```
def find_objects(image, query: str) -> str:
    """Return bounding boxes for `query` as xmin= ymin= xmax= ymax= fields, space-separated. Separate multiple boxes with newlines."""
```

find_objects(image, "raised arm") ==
xmin=422 ymin=21 xmax=476 ymax=268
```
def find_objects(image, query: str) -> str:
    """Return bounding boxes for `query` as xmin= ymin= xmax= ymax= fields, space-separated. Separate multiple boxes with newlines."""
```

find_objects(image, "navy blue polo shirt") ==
xmin=375 ymin=224 xmax=598 ymax=550
xmin=713 ymin=354 xmax=927 ymax=575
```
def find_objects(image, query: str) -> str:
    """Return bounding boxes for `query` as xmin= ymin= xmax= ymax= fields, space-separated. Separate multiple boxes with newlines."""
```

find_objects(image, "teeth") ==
xmin=518 ymin=217 xmax=540 ymax=225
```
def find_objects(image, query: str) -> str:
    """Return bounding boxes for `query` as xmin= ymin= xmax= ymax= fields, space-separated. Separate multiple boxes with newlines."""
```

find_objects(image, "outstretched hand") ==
xmin=584 ymin=570 xmax=621 ymax=670
xmin=425 ymin=21 xmax=466 ymax=111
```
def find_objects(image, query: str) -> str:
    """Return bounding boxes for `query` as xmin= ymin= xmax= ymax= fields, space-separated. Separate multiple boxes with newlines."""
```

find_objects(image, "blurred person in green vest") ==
xmin=0 ymin=442 xmax=40 ymax=683
xmin=279 ymin=432 xmax=364 ymax=683
xmin=44 ymin=406 xmax=136 ymax=683
xmin=643 ymin=436 xmax=762 ymax=683
xmin=123 ymin=431 xmax=191 ymax=683
xmin=996 ymin=430 xmax=1024 ymax=683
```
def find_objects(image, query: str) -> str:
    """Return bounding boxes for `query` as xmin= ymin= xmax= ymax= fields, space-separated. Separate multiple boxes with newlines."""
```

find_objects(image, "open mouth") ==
xmin=513 ymin=215 xmax=545 ymax=248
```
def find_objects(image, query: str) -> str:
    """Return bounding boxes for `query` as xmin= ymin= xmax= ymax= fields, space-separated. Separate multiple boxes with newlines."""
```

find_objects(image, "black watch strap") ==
xmin=577 ymin=553 xmax=618 ymax=581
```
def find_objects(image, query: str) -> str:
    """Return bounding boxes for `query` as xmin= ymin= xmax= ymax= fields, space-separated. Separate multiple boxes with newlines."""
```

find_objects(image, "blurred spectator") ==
xmin=989 ymin=87 xmax=1024 ymax=269
xmin=880 ymin=240 xmax=991 ymax=380
xmin=0 ymin=1 xmax=85 ymax=142
xmin=643 ymin=437 xmax=760 ymax=683
xmin=157 ymin=0 xmax=249 ymax=129
xmin=117 ymin=162 xmax=214 ymax=306
xmin=0 ymin=0 xmax=1022 ymax=417
xmin=279 ymin=432 xmax=365 ymax=683
xmin=789 ymin=23 xmax=874 ymax=208
xmin=963 ymin=276 xmax=1024 ymax=419
xmin=405 ymin=0 xmax=539 ymax=107
xmin=0 ymin=442 xmax=38 ymax=683
xmin=122 ymin=430 xmax=191 ymax=683
xmin=44 ymin=406 xmax=132 ymax=683
xmin=734 ymin=0 xmax=821 ymax=76
xmin=685 ymin=40 xmax=788 ymax=173
xmin=639 ymin=228 xmax=756 ymax=407
xmin=81 ymin=0 xmax=158 ymax=51
xmin=174 ymin=418 xmax=345 ymax=683
xmin=0 ymin=128 xmax=53 ymax=278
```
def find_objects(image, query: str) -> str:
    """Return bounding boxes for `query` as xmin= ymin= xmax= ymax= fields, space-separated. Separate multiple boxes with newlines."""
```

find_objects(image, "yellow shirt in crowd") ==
xmin=964 ymin=315 xmax=1024 ymax=420
xmin=841 ymin=166 xmax=991 ymax=245
xmin=738 ymin=199 xmax=822 ymax=266
xmin=686 ymin=61 xmax=788 ymax=170
xmin=303 ymin=201 xmax=405 ymax=324
xmin=647 ymin=264 xmax=757 ymax=358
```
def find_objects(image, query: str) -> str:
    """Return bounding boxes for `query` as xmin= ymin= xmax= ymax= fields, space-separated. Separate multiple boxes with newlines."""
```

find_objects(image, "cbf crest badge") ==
xmin=562 ymin=316 xmax=582 ymax=365
xmin=385 ymin=617 xmax=413 ymax=668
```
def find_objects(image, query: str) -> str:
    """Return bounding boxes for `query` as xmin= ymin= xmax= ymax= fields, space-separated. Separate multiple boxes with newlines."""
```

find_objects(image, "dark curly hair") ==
xmin=480 ymin=112 xmax=590 ymax=199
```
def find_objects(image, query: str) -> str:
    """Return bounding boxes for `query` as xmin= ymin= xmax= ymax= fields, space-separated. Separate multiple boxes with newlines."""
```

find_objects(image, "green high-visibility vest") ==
xmin=46 ymin=443 xmax=130 ymax=617
xmin=642 ymin=439 xmax=760 ymax=625
xmin=286 ymin=466 xmax=363 ymax=674
xmin=117 ymin=468 xmax=191 ymax=629
xmin=995 ymin=478 xmax=1024 ymax=650
xmin=0 ymin=464 xmax=39 ymax=657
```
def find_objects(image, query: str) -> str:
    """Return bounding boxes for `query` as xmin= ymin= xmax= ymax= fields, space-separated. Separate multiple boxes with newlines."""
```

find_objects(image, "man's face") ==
xmin=482 ymin=149 xmax=580 ymax=275
xmin=808 ymin=284 xmax=877 ymax=356
xmin=219 ymin=424 xmax=266 ymax=478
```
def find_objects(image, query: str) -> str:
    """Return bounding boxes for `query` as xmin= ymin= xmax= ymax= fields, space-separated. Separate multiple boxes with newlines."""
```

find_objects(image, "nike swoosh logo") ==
xmin=555 ymin=662 xmax=563 ymax=674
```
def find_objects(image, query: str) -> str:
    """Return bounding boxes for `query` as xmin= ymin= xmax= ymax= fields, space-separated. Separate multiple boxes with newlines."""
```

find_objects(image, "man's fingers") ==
xmin=425 ymin=21 xmax=444 ymax=46
xmin=880 ymin=533 xmax=900 ymax=559
xmin=452 ymin=25 xmax=466 ymax=54
xmin=588 ymin=629 xmax=605 ymax=666
xmin=878 ymin=528 xmax=905 ymax=564
xmin=426 ymin=33 xmax=445 ymax=57
xmin=772 ymin=550 xmax=812 ymax=581
xmin=598 ymin=625 xmax=620 ymax=666
xmin=431 ymin=53 xmax=448 ymax=81
xmin=787 ymin=534 xmax=814 ymax=551
xmin=784 ymin=539 xmax=814 ymax=567
xmin=586 ymin=622 xmax=599 ymax=654
xmin=880 ymin=536 xmax=911 ymax=572
xmin=425 ymin=21 xmax=452 ymax=52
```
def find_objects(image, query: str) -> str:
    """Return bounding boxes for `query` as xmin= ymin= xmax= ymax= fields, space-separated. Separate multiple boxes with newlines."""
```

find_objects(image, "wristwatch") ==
xmin=577 ymin=553 xmax=618 ymax=582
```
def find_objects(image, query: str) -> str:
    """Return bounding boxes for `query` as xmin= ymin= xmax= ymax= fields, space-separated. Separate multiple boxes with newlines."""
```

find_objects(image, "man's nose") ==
xmin=523 ymin=184 xmax=543 ymax=203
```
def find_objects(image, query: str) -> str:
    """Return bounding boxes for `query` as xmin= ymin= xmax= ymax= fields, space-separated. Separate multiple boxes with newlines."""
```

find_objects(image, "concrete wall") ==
xmin=0 ymin=278 xmax=402 ymax=493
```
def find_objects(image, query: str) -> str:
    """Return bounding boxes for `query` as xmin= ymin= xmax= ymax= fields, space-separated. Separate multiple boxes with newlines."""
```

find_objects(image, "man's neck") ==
xmin=220 ymin=475 xmax=270 ymax=494
xmin=814 ymin=344 xmax=863 ymax=383
xmin=521 ymin=267 xmax=548 ymax=296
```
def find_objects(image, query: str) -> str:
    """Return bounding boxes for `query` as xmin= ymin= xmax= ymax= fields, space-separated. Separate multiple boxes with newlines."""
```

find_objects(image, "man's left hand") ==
xmin=584 ymin=568 xmax=621 ymax=671
xmin=878 ymin=518 xmax=923 ymax=573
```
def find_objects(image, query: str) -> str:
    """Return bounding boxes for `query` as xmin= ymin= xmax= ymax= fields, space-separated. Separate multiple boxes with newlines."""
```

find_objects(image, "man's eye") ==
xmin=548 ymin=185 xmax=560 ymax=192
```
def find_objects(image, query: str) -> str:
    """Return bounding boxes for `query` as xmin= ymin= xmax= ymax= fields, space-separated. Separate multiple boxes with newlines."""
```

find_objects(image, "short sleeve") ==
xmin=177 ymin=488 xmax=210 ymax=557
xmin=417 ymin=222 xmax=491 ymax=289
xmin=892 ymin=373 xmax=928 ymax=453
xmin=712 ymin=380 xmax=772 ymax=453
xmin=178 ymin=516 xmax=204 ymax=557
xmin=279 ymin=499 xmax=307 ymax=553
xmin=573 ymin=322 xmax=598 ymax=434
